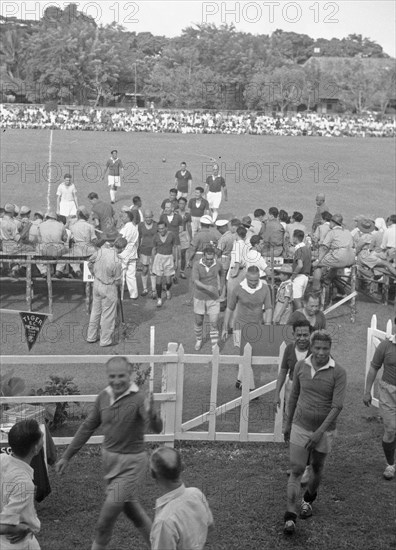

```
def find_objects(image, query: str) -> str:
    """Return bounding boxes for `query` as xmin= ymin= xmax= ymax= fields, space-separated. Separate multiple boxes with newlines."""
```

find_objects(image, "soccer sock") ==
xmin=91 ymin=541 xmax=106 ymax=550
xmin=303 ymin=489 xmax=317 ymax=503
xmin=110 ymin=188 xmax=116 ymax=202
xmin=284 ymin=511 xmax=297 ymax=522
xmin=210 ymin=328 xmax=219 ymax=346
xmin=382 ymin=439 xmax=396 ymax=465
xmin=166 ymin=282 xmax=172 ymax=290
xmin=150 ymin=275 xmax=156 ymax=291
xmin=141 ymin=274 xmax=148 ymax=291
xmin=156 ymin=284 xmax=162 ymax=298
xmin=194 ymin=323 xmax=203 ymax=341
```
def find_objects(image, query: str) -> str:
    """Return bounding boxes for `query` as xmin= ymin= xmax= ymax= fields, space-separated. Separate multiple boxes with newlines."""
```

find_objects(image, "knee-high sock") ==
xmin=382 ymin=439 xmax=396 ymax=465
xmin=110 ymin=188 xmax=116 ymax=202
xmin=194 ymin=323 xmax=203 ymax=341
xmin=141 ymin=274 xmax=148 ymax=291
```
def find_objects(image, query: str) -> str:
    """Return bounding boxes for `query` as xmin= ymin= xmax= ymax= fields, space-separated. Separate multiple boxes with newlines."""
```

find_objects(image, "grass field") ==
xmin=1 ymin=131 xmax=396 ymax=549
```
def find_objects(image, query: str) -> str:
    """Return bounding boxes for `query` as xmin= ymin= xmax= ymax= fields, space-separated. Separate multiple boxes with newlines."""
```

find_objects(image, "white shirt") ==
xmin=227 ymin=239 xmax=249 ymax=279
xmin=119 ymin=222 xmax=139 ymax=260
xmin=381 ymin=224 xmax=396 ymax=249
xmin=305 ymin=354 xmax=335 ymax=379
xmin=150 ymin=484 xmax=213 ymax=550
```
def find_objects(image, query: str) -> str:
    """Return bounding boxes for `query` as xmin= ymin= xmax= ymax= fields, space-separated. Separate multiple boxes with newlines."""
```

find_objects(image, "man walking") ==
xmin=103 ymin=150 xmax=123 ymax=204
xmin=150 ymin=447 xmax=213 ymax=550
xmin=283 ymin=330 xmax=347 ymax=534
xmin=175 ymin=161 xmax=192 ymax=198
xmin=138 ymin=210 xmax=158 ymax=297
xmin=204 ymin=164 xmax=227 ymax=222
xmin=56 ymin=357 xmax=163 ymax=550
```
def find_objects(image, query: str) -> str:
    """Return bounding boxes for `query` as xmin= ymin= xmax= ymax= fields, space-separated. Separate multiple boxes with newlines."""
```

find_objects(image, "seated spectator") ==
xmin=35 ymin=211 xmax=68 ymax=278
xmin=313 ymin=211 xmax=332 ymax=248
xmin=381 ymin=214 xmax=396 ymax=263
xmin=251 ymin=209 xmax=265 ymax=236
xmin=356 ymin=218 xmax=396 ymax=277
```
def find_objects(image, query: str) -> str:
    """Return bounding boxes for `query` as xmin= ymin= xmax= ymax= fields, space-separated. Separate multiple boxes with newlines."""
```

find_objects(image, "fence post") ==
xmin=174 ymin=344 xmax=185 ymax=439
xmin=273 ymin=341 xmax=286 ymax=442
xmin=161 ymin=342 xmax=178 ymax=447
xmin=208 ymin=345 xmax=220 ymax=440
xmin=239 ymin=343 xmax=252 ymax=442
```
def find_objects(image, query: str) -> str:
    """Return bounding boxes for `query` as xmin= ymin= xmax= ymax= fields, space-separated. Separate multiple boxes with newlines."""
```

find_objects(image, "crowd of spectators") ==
xmin=1 ymin=105 xmax=395 ymax=137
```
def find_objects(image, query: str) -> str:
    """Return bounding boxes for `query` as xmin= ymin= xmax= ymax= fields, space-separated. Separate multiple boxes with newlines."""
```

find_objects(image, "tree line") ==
xmin=0 ymin=3 xmax=395 ymax=113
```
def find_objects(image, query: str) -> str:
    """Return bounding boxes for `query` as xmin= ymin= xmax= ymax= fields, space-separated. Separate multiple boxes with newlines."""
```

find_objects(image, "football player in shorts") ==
xmin=138 ymin=210 xmax=157 ymax=297
xmin=103 ymin=150 xmax=123 ymax=204
xmin=151 ymin=221 xmax=177 ymax=307
xmin=204 ymin=164 xmax=227 ymax=222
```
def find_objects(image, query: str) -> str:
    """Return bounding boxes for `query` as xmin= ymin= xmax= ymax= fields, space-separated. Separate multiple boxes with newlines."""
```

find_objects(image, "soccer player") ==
xmin=188 ymin=187 xmax=209 ymax=237
xmin=56 ymin=173 xmax=78 ymax=217
xmin=283 ymin=330 xmax=347 ymax=535
xmin=363 ymin=314 xmax=396 ymax=480
xmin=204 ymin=164 xmax=227 ymax=222
xmin=151 ymin=221 xmax=177 ymax=307
xmin=56 ymin=356 xmax=163 ymax=550
xmin=192 ymin=245 xmax=224 ymax=351
xmin=0 ymin=420 xmax=44 ymax=550
xmin=138 ymin=210 xmax=158 ymax=297
xmin=160 ymin=189 xmax=179 ymax=213
xmin=178 ymin=197 xmax=192 ymax=279
xmin=175 ymin=161 xmax=192 ymax=198
xmin=103 ymin=149 xmax=123 ymax=204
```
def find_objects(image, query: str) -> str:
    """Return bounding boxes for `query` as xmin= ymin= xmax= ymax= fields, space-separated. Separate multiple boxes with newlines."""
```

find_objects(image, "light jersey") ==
xmin=56 ymin=182 xmax=76 ymax=201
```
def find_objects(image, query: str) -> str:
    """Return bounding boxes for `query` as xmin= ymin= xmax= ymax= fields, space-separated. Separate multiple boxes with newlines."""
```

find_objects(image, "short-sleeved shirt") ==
xmin=190 ymin=228 xmax=218 ymax=255
xmin=159 ymin=213 xmax=182 ymax=245
xmin=382 ymin=225 xmax=396 ymax=249
xmin=276 ymin=279 xmax=293 ymax=303
xmin=153 ymin=231 xmax=176 ymax=256
xmin=217 ymin=231 xmax=235 ymax=258
xmin=293 ymin=243 xmax=312 ymax=275
xmin=37 ymin=219 xmax=67 ymax=244
xmin=91 ymin=200 xmax=115 ymax=231
xmin=206 ymin=175 xmax=226 ymax=193
xmin=262 ymin=219 xmax=285 ymax=248
xmin=56 ymin=182 xmax=76 ymax=201
xmin=192 ymin=258 xmax=223 ymax=300
xmin=371 ymin=337 xmax=396 ymax=386
xmin=70 ymin=219 xmax=96 ymax=244
xmin=188 ymin=198 xmax=209 ymax=218
xmin=175 ymin=169 xmax=192 ymax=193
xmin=228 ymin=279 xmax=272 ymax=326
xmin=138 ymin=221 xmax=158 ymax=256
xmin=106 ymin=157 xmax=123 ymax=176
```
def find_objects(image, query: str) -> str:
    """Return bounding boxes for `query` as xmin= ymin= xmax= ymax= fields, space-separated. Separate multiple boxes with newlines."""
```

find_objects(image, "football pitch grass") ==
xmin=1 ymin=130 xmax=395 ymax=549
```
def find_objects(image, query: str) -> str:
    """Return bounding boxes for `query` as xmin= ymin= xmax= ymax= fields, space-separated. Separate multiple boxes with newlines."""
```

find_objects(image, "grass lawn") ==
xmin=1 ymin=131 xmax=395 ymax=549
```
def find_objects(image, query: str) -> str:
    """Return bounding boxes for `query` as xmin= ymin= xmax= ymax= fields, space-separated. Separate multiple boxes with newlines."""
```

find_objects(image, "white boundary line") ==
xmin=46 ymin=129 xmax=54 ymax=212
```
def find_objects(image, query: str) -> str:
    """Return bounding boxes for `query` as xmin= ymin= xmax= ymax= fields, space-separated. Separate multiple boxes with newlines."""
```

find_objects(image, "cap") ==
xmin=4 ymin=203 xmax=15 ymax=213
xmin=34 ymin=211 xmax=44 ymax=218
xmin=331 ymin=213 xmax=343 ymax=226
xmin=274 ymin=264 xmax=293 ymax=274
xmin=215 ymin=219 xmax=229 ymax=227
xmin=353 ymin=214 xmax=365 ymax=222
xmin=357 ymin=218 xmax=375 ymax=234
xmin=20 ymin=206 xmax=31 ymax=215
xmin=241 ymin=216 xmax=252 ymax=227
xmin=200 ymin=215 xmax=213 ymax=225
xmin=13 ymin=205 xmax=20 ymax=214
xmin=77 ymin=205 xmax=89 ymax=217
xmin=45 ymin=210 xmax=57 ymax=220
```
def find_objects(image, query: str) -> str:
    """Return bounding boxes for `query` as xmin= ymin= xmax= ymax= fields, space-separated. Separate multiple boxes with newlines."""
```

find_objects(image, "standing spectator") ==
xmin=151 ymin=221 xmax=177 ymax=308
xmin=150 ymin=447 xmax=213 ymax=550
xmin=103 ymin=149 xmax=123 ymax=204
xmin=119 ymin=211 xmax=139 ymax=300
xmin=88 ymin=192 xmax=116 ymax=234
xmin=138 ymin=210 xmax=158 ymax=297
xmin=69 ymin=206 xmax=98 ymax=277
xmin=222 ymin=266 xmax=272 ymax=388
xmin=56 ymin=174 xmax=78 ymax=217
xmin=283 ymin=330 xmax=347 ymax=535
xmin=177 ymin=197 xmax=192 ymax=279
xmin=262 ymin=207 xmax=285 ymax=257
xmin=363 ymin=315 xmax=396 ymax=480
xmin=192 ymin=245 xmax=224 ymax=351
xmin=0 ymin=203 xmax=20 ymax=254
xmin=188 ymin=187 xmax=209 ymax=237
xmin=216 ymin=219 xmax=235 ymax=275
xmin=175 ymin=161 xmax=192 ymax=198
xmin=130 ymin=196 xmax=144 ymax=225
xmin=291 ymin=229 xmax=312 ymax=310
xmin=56 ymin=356 xmax=163 ymax=550
xmin=251 ymin=209 xmax=265 ymax=236
xmin=312 ymin=193 xmax=329 ymax=233
xmin=204 ymin=164 xmax=227 ymax=222
xmin=381 ymin=214 xmax=396 ymax=262
xmin=273 ymin=264 xmax=294 ymax=325
xmin=86 ymin=232 xmax=125 ymax=346
xmin=0 ymin=420 xmax=44 ymax=550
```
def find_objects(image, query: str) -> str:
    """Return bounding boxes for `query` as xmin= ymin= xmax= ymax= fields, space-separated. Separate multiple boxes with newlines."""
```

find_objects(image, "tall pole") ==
xmin=134 ymin=62 xmax=137 ymax=107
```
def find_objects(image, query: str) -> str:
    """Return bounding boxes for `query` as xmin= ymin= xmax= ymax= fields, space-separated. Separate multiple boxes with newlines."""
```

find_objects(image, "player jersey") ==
xmin=175 ymin=169 xmax=192 ymax=193
xmin=138 ymin=221 xmax=158 ymax=256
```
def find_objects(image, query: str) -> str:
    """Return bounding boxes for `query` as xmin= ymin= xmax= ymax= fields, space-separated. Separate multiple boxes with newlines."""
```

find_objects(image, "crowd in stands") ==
xmin=1 ymin=105 xmax=395 ymax=137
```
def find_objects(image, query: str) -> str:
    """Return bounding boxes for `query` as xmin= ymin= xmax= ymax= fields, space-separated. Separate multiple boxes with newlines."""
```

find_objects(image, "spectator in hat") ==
xmin=312 ymin=193 xmax=329 ymax=233
xmin=273 ymin=264 xmax=294 ymax=324
xmin=0 ymin=203 xmax=20 ymax=254
xmin=313 ymin=211 xmax=332 ymax=248
xmin=356 ymin=218 xmax=396 ymax=277
xmin=86 ymin=231 xmax=125 ymax=346
xmin=312 ymin=214 xmax=355 ymax=292
xmin=350 ymin=214 xmax=367 ymax=246
xmin=35 ymin=211 xmax=68 ymax=278
xmin=150 ymin=447 xmax=213 ymax=550
xmin=68 ymin=206 xmax=98 ymax=278
xmin=188 ymin=215 xmax=218 ymax=266
xmin=56 ymin=174 xmax=78 ymax=217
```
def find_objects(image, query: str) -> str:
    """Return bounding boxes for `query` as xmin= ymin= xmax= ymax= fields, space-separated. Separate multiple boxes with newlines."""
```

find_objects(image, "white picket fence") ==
xmin=365 ymin=314 xmax=393 ymax=408
xmin=0 ymin=341 xmax=286 ymax=446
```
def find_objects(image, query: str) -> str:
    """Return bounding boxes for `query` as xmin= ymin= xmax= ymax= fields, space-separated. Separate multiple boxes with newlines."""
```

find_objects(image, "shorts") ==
xmin=177 ymin=191 xmax=188 ymax=199
xmin=193 ymin=298 xmax=220 ymax=315
xmin=207 ymin=191 xmax=222 ymax=209
xmin=290 ymin=423 xmax=336 ymax=454
xmin=0 ymin=534 xmax=40 ymax=549
xmin=108 ymin=175 xmax=121 ymax=187
xmin=102 ymin=448 xmax=147 ymax=503
xmin=379 ymin=380 xmax=396 ymax=433
xmin=59 ymin=200 xmax=77 ymax=217
xmin=152 ymin=253 xmax=175 ymax=277
xmin=292 ymin=274 xmax=309 ymax=299
xmin=140 ymin=253 xmax=151 ymax=266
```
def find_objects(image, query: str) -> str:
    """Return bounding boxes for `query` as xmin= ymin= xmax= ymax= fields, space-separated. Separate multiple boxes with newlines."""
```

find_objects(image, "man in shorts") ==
xmin=192 ymin=245 xmax=224 ymax=351
xmin=56 ymin=356 xmax=163 ymax=550
xmin=283 ymin=330 xmax=347 ymax=535
xmin=175 ymin=161 xmax=192 ymax=198
xmin=188 ymin=187 xmax=209 ymax=237
xmin=138 ymin=210 xmax=157 ymax=297
xmin=103 ymin=150 xmax=123 ymax=204
xmin=204 ymin=164 xmax=227 ymax=222
xmin=363 ymin=314 xmax=396 ymax=480
xmin=151 ymin=221 xmax=177 ymax=307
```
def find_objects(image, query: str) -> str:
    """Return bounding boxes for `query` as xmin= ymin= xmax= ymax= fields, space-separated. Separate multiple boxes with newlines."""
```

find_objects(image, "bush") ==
xmin=32 ymin=375 xmax=80 ymax=430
